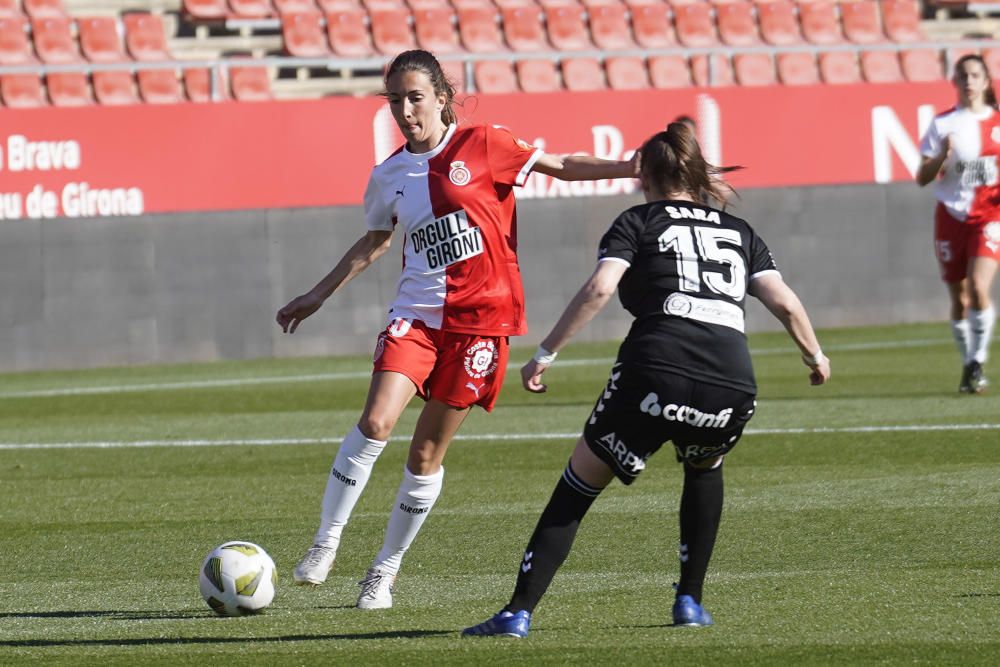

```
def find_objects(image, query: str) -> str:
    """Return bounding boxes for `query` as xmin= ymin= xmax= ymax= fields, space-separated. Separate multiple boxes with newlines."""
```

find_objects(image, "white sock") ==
xmin=951 ymin=319 xmax=971 ymax=363
xmin=372 ymin=466 xmax=444 ymax=575
xmin=312 ymin=426 xmax=387 ymax=552
xmin=969 ymin=306 xmax=996 ymax=364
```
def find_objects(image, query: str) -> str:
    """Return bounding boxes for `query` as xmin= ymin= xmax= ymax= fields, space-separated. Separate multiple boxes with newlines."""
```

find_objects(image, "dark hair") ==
xmin=382 ymin=50 xmax=458 ymax=125
xmin=954 ymin=54 xmax=999 ymax=109
xmin=639 ymin=122 xmax=741 ymax=205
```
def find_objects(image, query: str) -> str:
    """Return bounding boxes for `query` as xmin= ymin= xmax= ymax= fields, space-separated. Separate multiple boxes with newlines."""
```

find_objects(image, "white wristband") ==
xmin=533 ymin=345 xmax=558 ymax=365
xmin=802 ymin=349 xmax=825 ymax=367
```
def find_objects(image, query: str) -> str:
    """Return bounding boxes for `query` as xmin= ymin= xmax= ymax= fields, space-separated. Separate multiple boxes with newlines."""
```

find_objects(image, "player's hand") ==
xmin=804 ymin=355 xmax=831 ymax=386
xmin=276 ymin=292 xmax=324 ymax=333
xmin=521 ymin=359 xmax=549 ymax=393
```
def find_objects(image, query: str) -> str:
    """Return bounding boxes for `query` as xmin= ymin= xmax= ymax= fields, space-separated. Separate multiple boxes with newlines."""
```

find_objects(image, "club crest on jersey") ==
xmin=449 ymin=161 xmax=471 ymax=186
xmin=464 ymin=340 xmax=498 ymax=379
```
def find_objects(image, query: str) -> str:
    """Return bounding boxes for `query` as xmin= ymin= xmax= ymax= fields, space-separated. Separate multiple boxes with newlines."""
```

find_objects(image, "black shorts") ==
xmin=581 ymin=362 xmax=756 ymax=485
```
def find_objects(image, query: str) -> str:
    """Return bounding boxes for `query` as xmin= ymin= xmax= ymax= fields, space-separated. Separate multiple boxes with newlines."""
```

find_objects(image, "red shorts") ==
xmin=934 ymin=203 xmax=1000 ymax=283
xmin=372 ymin=318 xmax=510 ymax=412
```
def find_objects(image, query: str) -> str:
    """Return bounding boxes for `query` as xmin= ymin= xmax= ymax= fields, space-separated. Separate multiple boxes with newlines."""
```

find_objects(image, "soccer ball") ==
xmin=199 ymin=541 xmax=277 ymax=616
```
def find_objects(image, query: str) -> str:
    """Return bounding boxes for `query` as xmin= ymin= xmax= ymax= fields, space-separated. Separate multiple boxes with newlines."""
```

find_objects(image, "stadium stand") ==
xmin=326 ymin=8 xmax=374 ymax=56
xmin=861 ymin=49 xmax=905 ymax=81
xmin=515 ymin=58 xmax=559 ymax=92
xmin=561 ymin=55 xmax=604 ymax=89
xmin=777 ymin=52 xmax=822 ymax=84
xmin=137 ymin=67 xmax=184 ymax=102
xmin=819 ymin=50 xmax=863 ymax=83
xmin=544 ymin=3 xmax=591 ymax=50
xmin=229 ymin=62 xmax=272 ymax=98
xmin=798 ymin=0 xmax=844 ymax=45
xmin=370 ymin=6 xmax=416 ymax=54
xmin=0 ymin=16 xmax=35 ymax=64
xmin=500 ymin=4 xmax=548 ymax=51
xmin=899 ymin=47 xmax=944 ymax=80
xmin=715 ymin=0 xmax=761 ymax=46
xmin=1 ymin=72 xmax=46 ymax=105
xmin=629 ymin=0 xmax=677 ymax=48
xmin=733 ymin=53 xmax=777 ymax=85
xmin=756 ymin=0 xmax=802 ymax=45
xmin=32 ymin=16 xmax=81 ymax=63
xmin=46 ymin=71 xmax=92 ymax=105
xmin=413 ymin=6 xmax=461 ymax=53
xmin=841 ymin=0 xmax=884 ymax=44
xmin=587 ymin=2 xmax=634 ymax=50
xmin=605 ymin=55 xmax=649 ymax=88
xmin=93 ymin=69 xmax=139 ymax=103
xmin=648 ymin=54 xmax=692 ymax=87
xmin=77 ymin=15 xmax=128 ymax=62
xmin=23 ymin=0 xmax=66 ymax=20
xmin=456 ymin=4 xmax=505 ymax=52
xmin=282 ymin=10 xmax=328 ymax=56
xmin=123 ymin=13 xmax=171 ymax=60
xmin=474 ymin=58 xmax=518 ymax=92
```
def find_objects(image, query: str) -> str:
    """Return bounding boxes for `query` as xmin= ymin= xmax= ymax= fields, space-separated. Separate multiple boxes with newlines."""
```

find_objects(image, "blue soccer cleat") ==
xmin=462 ymin=609 xmax=531 ymax=638
xmin=672 ymin=594 xmax=714 ymax=627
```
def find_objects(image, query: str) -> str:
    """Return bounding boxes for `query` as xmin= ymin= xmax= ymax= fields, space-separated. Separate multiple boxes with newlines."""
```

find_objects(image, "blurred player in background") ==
xmin=463 ymin=122 xmax=830 ymax=638
xmin=276 ymin=49 xmax=638 ymax=610
xmin=917 ymin=54 xmax=1000 ymax=394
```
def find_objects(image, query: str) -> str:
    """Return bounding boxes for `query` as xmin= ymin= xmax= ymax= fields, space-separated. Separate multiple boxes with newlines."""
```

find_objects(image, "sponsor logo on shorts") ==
xmin=464 ymin=340 xmax=498 ymax=379
xmin=673 ymin=443 xmax=728 ymax=461
xmin=984 ymin=221 xmax=1000 ymax=252
xmin=596 ymin=431 xmax=648 ymax=474
xmin=399 ymin=503 xmax=429 ymax=515
xmin=466 ymin=381 xmax=486 ymax=397
xmin=449 ymin=161 xmax=471 ymax=186
xmin=373 ymin=333 xmax=386 ymax=362
xmin=331 ymin=466 xmax=357 ymax=486
xmin=388 ymin=318 xmax=412 ymax=337
xmin=639 ymin=392 xmax=733 ymax=428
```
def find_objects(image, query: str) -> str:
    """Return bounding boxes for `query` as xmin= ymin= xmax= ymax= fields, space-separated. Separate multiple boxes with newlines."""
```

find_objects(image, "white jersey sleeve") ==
xmin=920 ymin=115 xmax=945 ymax=158
xmin=363 ymin=170 xmax=394 ymax=231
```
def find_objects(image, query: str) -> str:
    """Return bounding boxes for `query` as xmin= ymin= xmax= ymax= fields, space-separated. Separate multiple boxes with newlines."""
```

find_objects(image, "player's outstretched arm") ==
xmin=532 ymin=151 xmax=639 ymax=182
xmin=749 ymin=273 xmax=830 ymax=386
xmin=276 ymin=229 xmax=393 ymax=334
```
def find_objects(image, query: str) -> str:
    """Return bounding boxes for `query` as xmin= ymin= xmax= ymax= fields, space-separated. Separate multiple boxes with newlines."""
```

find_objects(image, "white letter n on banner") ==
xmin=871 ymin=104 xmax=936 ymax=183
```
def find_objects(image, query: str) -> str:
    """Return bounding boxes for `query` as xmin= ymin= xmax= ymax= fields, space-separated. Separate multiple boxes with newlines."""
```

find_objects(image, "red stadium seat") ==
xmin=31 ymin=17 xmax=80 ymax=63
xmin=516 ymin=59 xmax=559 ymax=92
xmin=561 ymin=57 xmax=605 ymax=90
xmin=183 ymin=0 xmax=229 ymax=20
xmin=1 ymin=73 xmax=46 ymax=107
xmin=474 ymin=59 xmax=518 ymax=93
xmin=22 ymin=0 xmax=65 ymax=19
xmin=673 ymin=2 xmax=717 ymax=47
xmin=819 ymin=50 xmax=861 ymax=83
xmin=317 ymin=0 xmax=362 ymax=10
xmin=880 ymin=0 xmax=921 ymax=43
xmin=456 ymin=5 xmax=503 ymax=52
xmin=77 ymin=16 xmax=126 ymax=63
xmin=229 ymin=64 xmax=272 ymax=100
xmin=861 ymin=50 xmax=903 ymax=82
xmin=776 ymin=52 xmax=820 ymax=84
xmin=588 ymin=2 xmax=634 ymax=49
xmin=273 ymin=0 xmax=319 ymax=13
xmin=606 ymin=56 xmax=648 ymax=89
xmin=501 ymin=5 xmax=548 ymax=51
xmin=229 ymin=0 xmax=274 ymax=18
xmin=93 ymin=71 xmax=138 ymax=105
xmin=840 ymin=0 xmax=882 ymax=45
xmin=691 ymin=54 xmax=733 ymax=86
xmin=0 ymin=16 xmax=35 ymax=64
xmin=900 ymin=48 xmax=942 ymax=81
xmin=137 ymin=68 xmax=183 ymax=103
xmin=122 ymin=13 xmax=170 ymax=60
xmin=282 ymin=11 xmax=329 ymax=56
xmin=413 ymin=6 xmax=461 ymax=53
xmin=648 ymin=55 xmax=691 ymax=88
xmin=798 ymin=0 xmax=842 ymax=45
xmin=326 ymin=9 xmax=374 ymax=56
xmin=983 ymin=47 xmax=1000 ymax=81
xmin=0 ymin=0 xmax=23 ymax=18
xmin=733 ymin=53 xmax=775 ymax=85
xmin=184 ymin=67 xmax=228 ymax=101
xmin=544 ymin=4 xmax=590 ymax=50
xmin=715 ymin=1 xmax=759 ymax=46
xmin=46 ymin=72 xmax=91 ymax=105
xmin=756 ymin=0 xmax=801 ymax=45
xmin=370 ymin=7 xmax=416 ymax=54
xmin=630 ymin=2 xmax=676 ymax=48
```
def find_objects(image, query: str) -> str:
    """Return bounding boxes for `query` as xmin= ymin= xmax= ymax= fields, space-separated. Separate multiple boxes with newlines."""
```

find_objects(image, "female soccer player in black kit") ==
xmin=463 ymin=123 xmax=831 ymax=637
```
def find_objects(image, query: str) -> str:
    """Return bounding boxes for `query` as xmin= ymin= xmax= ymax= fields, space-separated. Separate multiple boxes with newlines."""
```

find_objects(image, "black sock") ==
xmin=506 ymin=464 xmax=602 ymax=614
xmin=676 ymin=461 xmax=724 ymax=604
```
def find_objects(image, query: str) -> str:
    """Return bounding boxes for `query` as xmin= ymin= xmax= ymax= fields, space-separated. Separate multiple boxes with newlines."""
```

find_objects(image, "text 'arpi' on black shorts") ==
xmin=581 ymin=362 xmax=757 ymax=485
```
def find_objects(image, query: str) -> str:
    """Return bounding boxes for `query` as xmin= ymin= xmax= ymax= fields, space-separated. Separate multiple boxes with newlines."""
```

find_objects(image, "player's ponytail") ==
xmin=954 ymin=54 xmax=998 ymax=109
xmin=640 ymin=123 xmax=741 ymax=206
xmin=383 ymin=50 xmax=458 ymax=125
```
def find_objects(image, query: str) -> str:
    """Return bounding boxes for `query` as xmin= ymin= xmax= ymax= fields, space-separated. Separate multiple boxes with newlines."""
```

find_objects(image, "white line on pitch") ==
xmin=0 ymin=338 xmax=950 ymax=400
xmin=1 ymin=421 xmax=997 ymax=450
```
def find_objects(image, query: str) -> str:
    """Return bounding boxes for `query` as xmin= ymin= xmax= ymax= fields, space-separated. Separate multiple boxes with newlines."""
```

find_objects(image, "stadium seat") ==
xmin=776 ymin=52 xmax=820 ymax=84
xmin=673 ymin=2 xmax=718 ymax=47
xmin=983 ymin=47 xmax=1000 ymax=81
xmin=516 ymin=59 xmax=560 ymax=92
xmin=317 ymin=0 xmax=362 ymax=10
xmin=501 ymin=5 xmax=548 ymax=51
xmin=899 ymin=48 xmax=942 ymax=81
xmin=605 ymin=56 xmax=649 ymax=89
xmin=229 ymin=0 xmax=275 ymax=18
xmin=543 ymin=4 xmax=590 ymax=50
xmin=588 ymin=2 xmax=634 ymax=49
xmin=184 ymin=67 xmax=228 ymax=101
xmin=0 ymin=0 xmax=23 ymax=19
xmin=755 ymin=0 xmax=801 ymax=45
xmin=691 ymin=54 xmax=734 ymax=86
xmin=630 ymin=2 xmax=676 ymax=48
xmin=229 ymin=64 xmax=272 ymax=100
xmin=861 ymin=50 xmax=903 ymax=82
xmin=561 ymin=57 xmax=605 ymax=90
xmin=282 ymin=11 xmax=329 ymax=56
xmin=474 ymin=59 xmax=518 ymax=93
xmin=648 ymin=55 xmax=691 ymax=88
xmin=326 ymin=8 xmax=374 ymax=56
xmin=946 ymin=47 xmax=979 ymax=73
xmin=840 ymin=0 xmax=882 ymax=44
xmin=46 ymin=72 xmax=92 ymax=105
xmin=22 ymin=0 xmax=65 ymax=19
xmin=456 ymin=5 xmax=504 ymax=52
xmin=31 ymin=17 xmax=80 ymax=63
xmin=1 ymin=74 xmax=46 ymax=107
xmin=93 ymin=71 xmax=138 ymax=105
xmin=880 ymin=0 xmax=921 ymax=43
xmin=363 ymin=0 xmax=405 ymax=8
xmin=370 ymin=7 xmax=417 ymax=54
xmin=733 ymin=53 xmax=775 ymax=85
xmin=413 ymin=6 xmax=461 ymax=53
xmin=273 ymin=0 xmax=319 ymax=13
xmin=183 ymin=0 xmax=229 ymax=20
xmin=0 ymin=16 xmax=35 ymax=64
xmin=137 ymin=68 xmax=183 ymax=103
xmin=716 ymin=1 xmax=760 ymax=46
xmin=819 ymin=51 xmax=862 ymax=83
xmin=798 ymin=0 xmax=843 ymax=45
xmin=122 ymin=13 xmax=170 ymax=61
xmin=77 ymin=16 xmax=126 ymax=63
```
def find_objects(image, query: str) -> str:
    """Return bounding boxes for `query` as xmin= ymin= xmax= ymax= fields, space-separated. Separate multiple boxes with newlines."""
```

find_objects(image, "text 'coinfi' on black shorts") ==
xmin=581 ymin=362 xmax=757 ymax=485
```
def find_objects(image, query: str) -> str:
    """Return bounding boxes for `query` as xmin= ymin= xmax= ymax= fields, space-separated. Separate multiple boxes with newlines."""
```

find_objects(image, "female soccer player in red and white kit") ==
xmin=276 ymin=50 xmax=638 ymax=609
xmin=918 ymin=54 xmax=1000 ymax=393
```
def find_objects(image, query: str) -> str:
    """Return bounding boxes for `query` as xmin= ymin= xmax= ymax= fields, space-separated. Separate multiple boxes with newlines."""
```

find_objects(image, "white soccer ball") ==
xmin=199 ymin=541 xmax=277 ymax=616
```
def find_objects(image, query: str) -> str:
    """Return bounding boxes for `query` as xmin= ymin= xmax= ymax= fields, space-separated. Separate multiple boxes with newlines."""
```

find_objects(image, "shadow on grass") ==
xmin=0 ymin=610 xmax=206 ymax=621
xmin=0 ymin=629 xmax=452 ymax=648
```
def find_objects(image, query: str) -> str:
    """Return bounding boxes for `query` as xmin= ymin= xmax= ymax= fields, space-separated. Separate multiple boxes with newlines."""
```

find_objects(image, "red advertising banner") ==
xmin=0 ymin=81 xmax=953 ymax=219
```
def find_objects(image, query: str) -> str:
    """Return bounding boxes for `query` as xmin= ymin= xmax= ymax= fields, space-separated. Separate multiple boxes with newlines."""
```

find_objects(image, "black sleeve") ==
xmin=747 ymin=226 xmax=779 ymax=276
xmin=598 ymin=208 xmax=645 ymax=265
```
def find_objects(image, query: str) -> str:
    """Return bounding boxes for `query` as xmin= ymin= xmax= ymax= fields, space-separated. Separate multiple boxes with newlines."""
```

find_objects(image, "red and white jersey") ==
xmin=364 ymin=123 xmax=543 ymax=336
xmin=920 ymin=106 xmax=1000 ymax=224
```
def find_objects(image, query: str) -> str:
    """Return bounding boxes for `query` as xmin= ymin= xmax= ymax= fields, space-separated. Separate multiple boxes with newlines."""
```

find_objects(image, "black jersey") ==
xmin=597 ymin=200 xmax=779 ymax=393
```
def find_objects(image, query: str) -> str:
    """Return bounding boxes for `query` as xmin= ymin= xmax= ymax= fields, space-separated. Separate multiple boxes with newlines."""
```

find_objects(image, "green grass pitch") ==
xmin=1 ymin=322 xmax=998 ymax=665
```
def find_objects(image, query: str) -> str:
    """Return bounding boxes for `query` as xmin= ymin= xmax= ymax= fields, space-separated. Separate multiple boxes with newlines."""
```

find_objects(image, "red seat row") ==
xmin=0 ymin=14 xmax=171 ymax=64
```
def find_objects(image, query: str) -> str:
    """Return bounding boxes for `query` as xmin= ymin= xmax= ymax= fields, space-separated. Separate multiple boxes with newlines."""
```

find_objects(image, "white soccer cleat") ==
xmin=356 ymin=566 xmax=396 ymax=609
xmin=292 ymin=545 xmax=336 ymax=586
